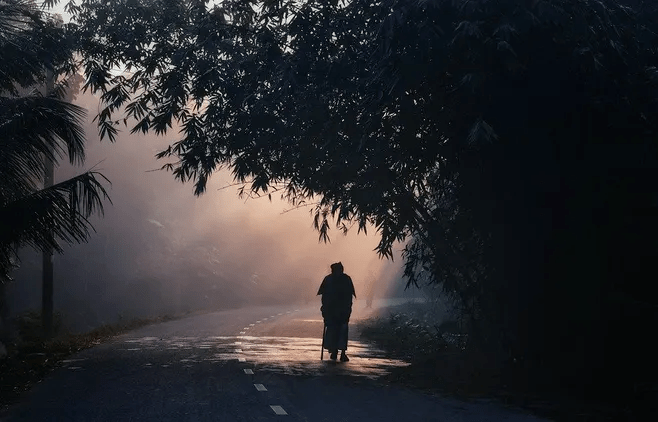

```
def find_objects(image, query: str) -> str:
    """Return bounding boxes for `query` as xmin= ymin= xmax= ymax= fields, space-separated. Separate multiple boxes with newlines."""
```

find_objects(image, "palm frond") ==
xmin=0 ymin=95 xmax=87 ymax=202
xmin=1 ymin=0 xmax=113 ymax=282
xmin=0 ymin=0 xmax=47 ymax=95
xmin=0 ymin=170 xmax=111 ymax=276
xmin=0 ymin=0 xmax=40 ymax=39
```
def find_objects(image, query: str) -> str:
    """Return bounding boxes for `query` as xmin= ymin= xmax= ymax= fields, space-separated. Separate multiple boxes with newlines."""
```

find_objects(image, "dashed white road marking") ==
xmin=239 ymin=331 xmax=246 ymax=335
xmin=244 ymin=327 xmax=250 ymax=330
xmin=238 ymin=358 xmax=246 ymax=362
xmin=254 ymin=384 xmax=268 ymax=391
xmin=270 ymin=405 xmax=288 ymax=415
xmin=294 ymin=309 xmax=300 ymax=312
xmin=244 ymin=369 xmax=254 ymax=375
xmin=249 ymin=323 xmax=255 ymax=326
xmin=263 ymin=318 xmax=268 ymax=320
xmin=235 ymin=348 xmax=243 ymax=353
xmin=278 ymin=313 xmax=283 ymax=316
xmin=235 ymin=342 xmax=242 ymax=345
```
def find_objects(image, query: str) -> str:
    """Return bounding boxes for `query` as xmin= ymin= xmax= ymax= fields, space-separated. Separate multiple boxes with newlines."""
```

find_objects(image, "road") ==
xmin=2 ymin=300 xmax=548 ymax=421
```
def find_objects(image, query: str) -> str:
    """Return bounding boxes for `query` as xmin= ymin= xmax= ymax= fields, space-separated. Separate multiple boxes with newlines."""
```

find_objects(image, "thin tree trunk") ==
xmin=42 ymin=68 xmax=55 ymax=338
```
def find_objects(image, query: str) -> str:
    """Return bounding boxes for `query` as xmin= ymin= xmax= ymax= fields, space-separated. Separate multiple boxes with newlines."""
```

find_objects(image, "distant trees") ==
xmin=69 ymin=0 xmax=657 ymax=398
xmin=0 ymin=0 xmax=111 ymax=338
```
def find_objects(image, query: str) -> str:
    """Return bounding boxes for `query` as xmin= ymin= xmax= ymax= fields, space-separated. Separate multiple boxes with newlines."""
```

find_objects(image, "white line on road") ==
xmin=235 ymin=342 xmax=242 ymax=345
xmin=270 ymin=405 xmax=288 ymax=415
xmin=238 ymin=358 xmax=246 ymax=362
xmin=239 ymin=331 xmax=245 ymax=335
xmin=263 ymin=318 xmax=268 ymax=320
xmin=235 ymin=349 xmax=242 ymax=353
xmin=254 ymin=384 xmax=267 ymax=391
xmin=249 ymin=323 xmax=255 ymax=326
xmin=244 ymin=369 xmax=254 ymax=375
xmin=244 ymin=327 xmax=249 ymax=330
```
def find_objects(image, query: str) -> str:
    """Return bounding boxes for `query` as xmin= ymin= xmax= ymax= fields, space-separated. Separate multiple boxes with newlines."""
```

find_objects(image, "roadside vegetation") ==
xmin=0 ymin=0 xmax=111 ymax=340
xmin=358 ymin=299 xmax=638 ymax=421
xmin=0 ymin=311 xmax=177 ymax=412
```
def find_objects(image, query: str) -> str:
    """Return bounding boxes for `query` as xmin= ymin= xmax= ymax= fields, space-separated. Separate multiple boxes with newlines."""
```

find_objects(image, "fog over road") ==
xmin=3 ymin=301 xmax=547 ymax=421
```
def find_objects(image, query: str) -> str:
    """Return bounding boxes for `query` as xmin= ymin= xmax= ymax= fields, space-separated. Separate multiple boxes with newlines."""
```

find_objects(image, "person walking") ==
xmin=317 ymin=262 xmax=356 ymax=362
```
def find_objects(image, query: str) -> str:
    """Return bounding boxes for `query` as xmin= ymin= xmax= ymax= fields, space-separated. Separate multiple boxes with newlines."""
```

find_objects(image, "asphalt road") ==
xmin=2 ymin=300 xmax=549 ymax=421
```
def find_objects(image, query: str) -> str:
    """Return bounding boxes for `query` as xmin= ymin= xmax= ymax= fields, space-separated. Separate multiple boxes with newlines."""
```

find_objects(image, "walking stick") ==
xmin=321 ymin=323 xmax=326 ymax=361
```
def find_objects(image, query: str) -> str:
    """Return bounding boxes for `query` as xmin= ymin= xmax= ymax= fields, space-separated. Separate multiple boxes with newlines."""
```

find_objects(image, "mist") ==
xmin=7 ymin=89 xmax=411 ymax=332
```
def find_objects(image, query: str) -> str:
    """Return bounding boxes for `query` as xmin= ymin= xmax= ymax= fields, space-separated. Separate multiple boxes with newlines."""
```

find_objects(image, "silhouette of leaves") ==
xmin=69 ymin=1 xmax=658 ymax=399
xmin=0 ymin=0 xmax=111 ymax=279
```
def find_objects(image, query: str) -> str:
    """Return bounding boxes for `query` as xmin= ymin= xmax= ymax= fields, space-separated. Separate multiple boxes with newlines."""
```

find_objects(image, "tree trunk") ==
xmin=41 ymin=68 xmax=55 ymax=338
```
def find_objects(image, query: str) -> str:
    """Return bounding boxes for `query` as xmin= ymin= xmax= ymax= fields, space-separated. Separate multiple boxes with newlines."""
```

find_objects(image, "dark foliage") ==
xmin=68 ymin=0 xmax=658 ymax=404
xmin=0 ymin=0 xmax=111 ymax=282
xmin=359 ymin=309 xmax=638 ymax=421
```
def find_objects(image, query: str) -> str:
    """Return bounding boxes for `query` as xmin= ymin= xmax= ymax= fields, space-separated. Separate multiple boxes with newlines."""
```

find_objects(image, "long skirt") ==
xmin=323 ymin=322 xmax=349 ymax=351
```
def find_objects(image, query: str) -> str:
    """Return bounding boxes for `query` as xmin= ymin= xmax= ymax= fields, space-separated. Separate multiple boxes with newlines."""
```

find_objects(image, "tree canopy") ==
xmin=68 ymin=0 xmax=658 ymax=397
xmin=0 ymin=0 xmax=111 ymax=280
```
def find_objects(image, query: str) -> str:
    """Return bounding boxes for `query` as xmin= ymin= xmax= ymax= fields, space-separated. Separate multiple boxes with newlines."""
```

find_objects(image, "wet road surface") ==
xmin=2 ymin=300 xmax=549 ymax=421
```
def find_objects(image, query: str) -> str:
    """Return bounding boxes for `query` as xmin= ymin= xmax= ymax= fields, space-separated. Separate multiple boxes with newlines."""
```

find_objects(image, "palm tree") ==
xmin=0 ymin=0 xmax=111 ymax=338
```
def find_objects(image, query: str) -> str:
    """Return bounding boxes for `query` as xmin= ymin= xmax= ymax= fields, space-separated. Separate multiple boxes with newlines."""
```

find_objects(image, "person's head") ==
xmin=330 ymin=262 xmax=344 ymax=275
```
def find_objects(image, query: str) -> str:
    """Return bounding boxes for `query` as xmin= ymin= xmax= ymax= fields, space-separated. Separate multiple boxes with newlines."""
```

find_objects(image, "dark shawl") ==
xmin=317 ymin=273 xmax=356 ymax=323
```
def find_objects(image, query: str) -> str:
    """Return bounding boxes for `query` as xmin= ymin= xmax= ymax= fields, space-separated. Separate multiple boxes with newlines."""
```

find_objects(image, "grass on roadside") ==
xmin=357 ymin=303 xmax=492 ymax=394
xmin=0 ymin=311 xmax=177 ymax=411
xmin=356 ymin=303 xmax=634 ymax=421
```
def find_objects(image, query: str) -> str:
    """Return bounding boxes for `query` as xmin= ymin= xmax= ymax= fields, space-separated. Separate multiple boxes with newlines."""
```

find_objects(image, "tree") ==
xmin=0 ymin=0 xmax=111 ymax=337
xmin=69 ymin=0 xmax=658 ymax=397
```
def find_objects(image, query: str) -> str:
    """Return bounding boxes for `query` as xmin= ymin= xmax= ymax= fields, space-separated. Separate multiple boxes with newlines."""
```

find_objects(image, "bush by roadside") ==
xmin=357 ymin=303 xmax=640 ymax=421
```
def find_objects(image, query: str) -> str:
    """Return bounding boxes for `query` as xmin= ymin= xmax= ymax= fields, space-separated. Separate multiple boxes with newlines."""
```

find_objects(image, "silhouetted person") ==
xmin=317 ymin=262 xmax=356 ymax=362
